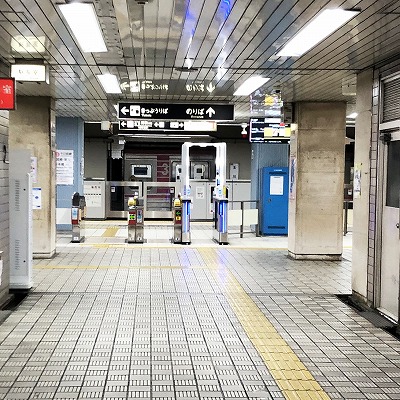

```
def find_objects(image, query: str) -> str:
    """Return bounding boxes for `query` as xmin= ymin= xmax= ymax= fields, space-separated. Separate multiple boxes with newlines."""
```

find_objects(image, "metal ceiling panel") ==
xmin=0 ymin=0 xmax=400 ymax=122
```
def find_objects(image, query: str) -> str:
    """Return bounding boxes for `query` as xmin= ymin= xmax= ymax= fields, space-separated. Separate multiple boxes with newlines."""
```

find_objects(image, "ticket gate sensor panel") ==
xmin=213 ymin=198 xmax=228 ymax=244
xmin=126 ymin=197 xmax=145 ymax=243
xmin=173 ymin=198 xmax=191 ymax=244
xmin=71 ymin=192 xmax=86 ymax=243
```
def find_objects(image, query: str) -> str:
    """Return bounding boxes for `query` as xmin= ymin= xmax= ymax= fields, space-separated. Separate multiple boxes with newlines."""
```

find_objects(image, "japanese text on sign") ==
xmin=118 ymin=102 xmax=234 ymax=121
xmin=0 ymin=78 xmax=15 ymax=110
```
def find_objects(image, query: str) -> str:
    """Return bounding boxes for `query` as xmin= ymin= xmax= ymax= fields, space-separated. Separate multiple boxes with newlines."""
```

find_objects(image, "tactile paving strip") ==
xmin=197 ymin=248 xmax=330 ymax=400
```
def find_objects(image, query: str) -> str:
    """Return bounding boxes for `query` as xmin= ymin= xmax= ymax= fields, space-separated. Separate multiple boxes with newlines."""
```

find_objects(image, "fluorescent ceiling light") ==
xmin=58 ymin=3 xmax=107 ymax=52
xmin=234 ymin=76 xmax=270 ymax=96
xmin=277 ymin=9 xmax=359 ymax=57
xmin=347 ymin=112 xmax=358 ymax=119
xmin=97 ymin=74 xmax=122 ymax=94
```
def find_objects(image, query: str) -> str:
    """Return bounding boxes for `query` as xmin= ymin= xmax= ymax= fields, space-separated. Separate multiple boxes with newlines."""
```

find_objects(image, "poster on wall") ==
xmin=353 ymin=163 xmax=362 ymax=199
xmin=289 ymin=156 xmax=297 ymax=200
xmin=270 ymin=175 xmax=284 ymax=195
xmin=32 ymin=187 xmax=42 ymax=209
xmin=56 ymin=149 xmax=74 ymax=185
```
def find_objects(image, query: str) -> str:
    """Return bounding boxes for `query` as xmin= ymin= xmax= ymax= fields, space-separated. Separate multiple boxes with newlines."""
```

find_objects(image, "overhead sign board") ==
xmin=0 ymin=78 xmax=16 ymax=110
xmin=119 ymin=79 xmax=216 ymax=94
xmin=11 ymin=64 xmax=48 ymax=83
xmin=118 ymin=102 xmax=234 ymax=121
xmin=119 ymin=120 xmax=217 ymax=132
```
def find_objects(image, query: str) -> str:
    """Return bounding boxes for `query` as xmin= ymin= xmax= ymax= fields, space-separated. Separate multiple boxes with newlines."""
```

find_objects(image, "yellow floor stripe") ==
xmin=198 ymin=248 xmax=330 ymax=400
xmin=34 ymin=265 xmax=185 ymax=270
xmin=77 ymin=243 xmax=286 ymax=250
xmin=101 ymin=228 xmax=120 ymax=237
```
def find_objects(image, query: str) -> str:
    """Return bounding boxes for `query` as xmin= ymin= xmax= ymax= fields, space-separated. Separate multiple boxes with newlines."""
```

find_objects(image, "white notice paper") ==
xmin=32 ymin=187 xmax=42 ymax=209
xmin=270 ymin=175 xmax=284 ymax=195
xmin=56 ymin=149 xmax=74 ymax=185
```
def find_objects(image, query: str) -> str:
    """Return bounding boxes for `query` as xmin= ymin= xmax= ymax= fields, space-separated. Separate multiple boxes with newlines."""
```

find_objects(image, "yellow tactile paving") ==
xmin=197 ymin=248 xmax=331 ymax=400
xmin=101 ymin=227 xmax=120 ymax=237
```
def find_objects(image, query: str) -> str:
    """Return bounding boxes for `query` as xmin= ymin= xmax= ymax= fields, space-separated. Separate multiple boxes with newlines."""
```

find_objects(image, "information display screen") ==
xmin=249 ymin=118 xmax=291 ymax=143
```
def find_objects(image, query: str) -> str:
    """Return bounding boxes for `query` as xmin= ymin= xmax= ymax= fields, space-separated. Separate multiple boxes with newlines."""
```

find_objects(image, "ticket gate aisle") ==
xmin=172 ymin=197 xmax=191 ymax=244
xmin=213 ymin=198 xmax=229 ymax=244
xmin=126 ymin=197 xmax=145 ymax=243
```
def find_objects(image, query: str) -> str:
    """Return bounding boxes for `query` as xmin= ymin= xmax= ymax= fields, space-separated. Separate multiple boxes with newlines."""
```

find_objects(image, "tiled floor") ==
xmin=1 ymin=220 xmax=399 ymax=400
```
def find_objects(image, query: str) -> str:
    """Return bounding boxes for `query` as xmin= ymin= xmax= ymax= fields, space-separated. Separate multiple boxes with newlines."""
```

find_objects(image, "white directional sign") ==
xmin=117 ymin=102 xmax=234 ymax=121
xmin=119 ymin=120 xmax=217 ymax=132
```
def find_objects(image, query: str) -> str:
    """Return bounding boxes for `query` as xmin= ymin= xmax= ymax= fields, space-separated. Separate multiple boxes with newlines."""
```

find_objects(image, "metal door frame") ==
xmin=375 ymin=121 xmax=400 ymax=321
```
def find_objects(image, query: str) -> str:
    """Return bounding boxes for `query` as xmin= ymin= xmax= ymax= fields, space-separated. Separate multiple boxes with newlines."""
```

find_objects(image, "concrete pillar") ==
xmin=288 ymin=102 xmax=346 ymax=260
xmin=352 ymin=70 xmax=373 ymax=300
xmin=9 ymin=96 xmax=56 ymax=258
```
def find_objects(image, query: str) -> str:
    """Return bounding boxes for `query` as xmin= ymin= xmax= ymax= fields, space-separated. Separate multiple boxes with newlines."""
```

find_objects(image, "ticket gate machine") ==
xmin=71 ymin=192 xmax=86 ymax=243
xmin=213 ymin=198 xmax=228 ymax=244
xmin=180 ymin=142 xmax=228 ymax=245
xmin=126 ymin=197 xmax=145 ymax=243
xmin=173 ymin=197 xmax=191 ymax=244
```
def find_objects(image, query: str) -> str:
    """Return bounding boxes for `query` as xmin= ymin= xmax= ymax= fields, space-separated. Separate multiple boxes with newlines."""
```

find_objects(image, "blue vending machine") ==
xmin=261 ymin=167 xmax=289 ymax=235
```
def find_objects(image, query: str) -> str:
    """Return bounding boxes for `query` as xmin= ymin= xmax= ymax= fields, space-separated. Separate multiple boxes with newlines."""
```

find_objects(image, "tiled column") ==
xmin=9 ymin=96 xmax=56 ymax=258
xmin=352 ymin=70 xmax=373 ymax=301
xmin=0 ymin=110 xmax=10 ymax=304
xmin=288 ymin=102 xmax=346 ymax=260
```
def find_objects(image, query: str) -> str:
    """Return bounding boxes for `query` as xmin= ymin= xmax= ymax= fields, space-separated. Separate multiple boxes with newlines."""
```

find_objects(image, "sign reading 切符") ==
xmin=0 ymin=78 xmax=15 ymax=110
xmin=118 ymin=102 xmax=234 ymax=121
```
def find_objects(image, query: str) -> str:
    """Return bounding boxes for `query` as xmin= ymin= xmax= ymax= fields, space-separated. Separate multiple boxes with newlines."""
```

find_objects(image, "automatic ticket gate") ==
xmin=179 ymin=142 xmax=228 ymax=245
xmin=173 ymin=198 xmax=191 ymax=244
xmin=71 ymin=192 xmax=86 ymax=243
xmin=126 ymin=197 xmax=145 ymax=243
xmin=213 ymin=198 xmax=228 ymax=244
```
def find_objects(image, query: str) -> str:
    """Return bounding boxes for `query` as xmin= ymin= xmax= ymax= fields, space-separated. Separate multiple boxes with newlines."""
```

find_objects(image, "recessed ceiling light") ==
xmin=277 ymin=9 xmax=360 ymax=57
xmin=97 ymin=74 xmax=121 ymax=94
xmin=234 ymin=76 xmax=270 ymax=96
xmin=58 ymin=3 xmax=107 ymax=53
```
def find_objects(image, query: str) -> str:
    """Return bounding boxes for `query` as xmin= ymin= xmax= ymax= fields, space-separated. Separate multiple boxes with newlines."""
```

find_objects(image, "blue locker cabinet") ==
xmin=261 ymin=167 xmax=289 ymax=235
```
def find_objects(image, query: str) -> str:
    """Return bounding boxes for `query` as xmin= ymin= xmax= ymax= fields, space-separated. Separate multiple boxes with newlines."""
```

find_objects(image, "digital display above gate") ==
xmin=249 ymin=118 xmax=291 ymax=143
